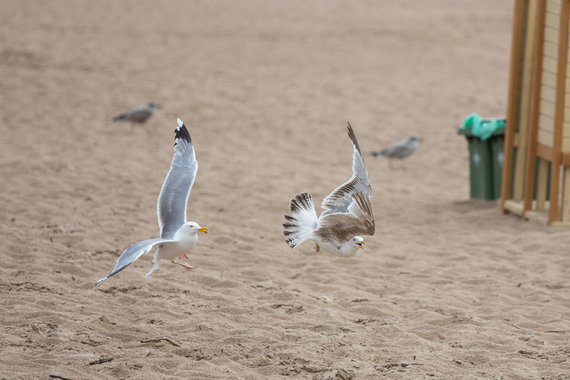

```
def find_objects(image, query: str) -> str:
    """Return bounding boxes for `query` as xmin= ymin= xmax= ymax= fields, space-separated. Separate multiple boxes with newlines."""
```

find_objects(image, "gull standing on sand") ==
xmin=112 ymin=102 xmax=160 ymax=133
xmin=95 ymin=119 xmax=208 ymax=286
xmin=371 ymin=135 xmax=422 ymax=167
xmin=282 ymin=122 xmax=375 ymax=256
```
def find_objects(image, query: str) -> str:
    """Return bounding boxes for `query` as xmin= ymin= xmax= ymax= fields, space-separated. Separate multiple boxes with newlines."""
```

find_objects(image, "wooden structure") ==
xmin=501 ymin=0 xmax=570 ymax=226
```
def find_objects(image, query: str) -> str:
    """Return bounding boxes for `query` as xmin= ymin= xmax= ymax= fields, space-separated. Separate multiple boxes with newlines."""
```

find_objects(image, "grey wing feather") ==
xmin=157 ymin=119 xmax=198 ymax=239
xmin=321 ymin=121 xmax=372 ymax=216
xmin=94 ymin=238 xmax=170 ymax=286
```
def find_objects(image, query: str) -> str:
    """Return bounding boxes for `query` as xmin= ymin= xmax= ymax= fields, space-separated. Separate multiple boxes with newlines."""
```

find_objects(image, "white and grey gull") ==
xmin=371 ymin=135 xmax=422 ymax=167
xmin=112 ymin=101 xmax=160 ymax=133
xmin=95 ymin=118 xmax=208 ymax=286
xmin=282 ymin=122 xmax=375 ymax=256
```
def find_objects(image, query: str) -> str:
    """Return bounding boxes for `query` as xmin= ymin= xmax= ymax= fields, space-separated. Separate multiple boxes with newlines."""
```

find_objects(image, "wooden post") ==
xmin=548 ymin=0 xmax=570 ymax=224
xmin=515 ymin=0 xmax=540 ymax=203
xmin=523 ymin=0 xmax=547 ymax=216
xmin=501 ymin=0 xmax=526 ymax=212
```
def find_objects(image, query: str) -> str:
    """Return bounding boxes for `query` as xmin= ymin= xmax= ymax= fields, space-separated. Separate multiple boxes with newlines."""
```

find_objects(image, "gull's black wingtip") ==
xmin=346 ymin=120 xmax=362 ymax=155
xmin=174 ymin=118 xmax=192 ymax=145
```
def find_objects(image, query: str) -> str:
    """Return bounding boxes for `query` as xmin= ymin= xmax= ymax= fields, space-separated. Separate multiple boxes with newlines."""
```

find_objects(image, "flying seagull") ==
xmin=282 ymin=122 xmax=375 ymax=256
xmin=95 ymin=118 xmax=208 ymax=286
xmin=371 ymin=135 xmax=422 ymax=167
xmin=112 ymin=101 xmax=160 ymax=133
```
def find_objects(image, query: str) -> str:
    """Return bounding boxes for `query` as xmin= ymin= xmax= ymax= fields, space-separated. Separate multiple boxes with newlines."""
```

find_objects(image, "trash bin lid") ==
xmin=458 ymin=112 xmax=505 ymax=140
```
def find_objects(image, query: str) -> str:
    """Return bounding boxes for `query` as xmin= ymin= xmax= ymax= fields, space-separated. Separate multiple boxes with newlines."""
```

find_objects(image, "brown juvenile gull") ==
xmin=283 ymin=122 xmax=375 ymax=256
xmin=371 ymin=135 xmax=422 ymax=167
xmin=112 ymin=101 xmax=160 ymax=133
xmin=95 ymin=118 xmax=208 ymax=287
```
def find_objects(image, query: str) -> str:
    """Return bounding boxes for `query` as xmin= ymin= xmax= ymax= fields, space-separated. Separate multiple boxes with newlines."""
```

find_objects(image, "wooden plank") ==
xmin=502 ymin=0 xmax=531 ymax=211
xmin=562 ymin=151 xmax=570 ymax=165
xmin=546 ymin=26 xmax=560 ymax=42
xmin=543 ymin=90 xmax=557 ymax=107
xmin=504 ymin=199 xmax=526 ymax=215
xmin=544 ymin=55 xmax=559 ymax=72
xmin=544 ymin=40 xmax=560 ymax=58
xmin=548 ymin=0 xmax=570 ymax=224
xmin=542 ymin=84 xmax=557 ymax=102
xmin=523 ymin=0 xmax=548 ymax=213
xmin=565 ymin=88 xmax=570 ymax=105
xmin=537 ymin=159 xmax=549 ymax=210
xmin=520 ymin=0 xmax=546 ymax=211
xmin=543 ymin=69 xmax=558 ymax=87
xmin=515 ymin=0 xmax=541 ymax=202
xmin=539 ymin=112 xmax=556 ymax=130
xmin=540 ymin=98 xmax=557 ymax=116
xmin=544 ymin=26 xmax=558 ymax=45
xmin=538 ymin=124 xmax=555 ymax=145
xmin=537 ymin=142 xmax=555 ymax=159
xmin=563 ymin=136 xmax=570 ymax=151
xmin=514 ymin=132 xmax=521 ymax=147
xmin=538 ymin=128 xmax=554 ymax=146
xmin=545 ymin=17 xmax=560 ymax=34
xmin=547 ymin=0 xmax=562 ymax=12
xmin=525 ymin=209 xmax=550 ymax=223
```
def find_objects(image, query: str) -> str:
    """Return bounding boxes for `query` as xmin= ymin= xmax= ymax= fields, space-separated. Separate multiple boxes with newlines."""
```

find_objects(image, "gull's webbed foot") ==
xmin=172 ymin=260 xmax=194 ymax=271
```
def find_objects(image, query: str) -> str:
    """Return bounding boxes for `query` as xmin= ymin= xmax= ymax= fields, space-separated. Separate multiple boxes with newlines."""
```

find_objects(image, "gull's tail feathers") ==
xmin=113 ymin=113 xmax=127 ymax=122
xmin=282 ymin=193 xmax=319 ymax=249
xmin=371 ymin=149 xmax=387 ymax=157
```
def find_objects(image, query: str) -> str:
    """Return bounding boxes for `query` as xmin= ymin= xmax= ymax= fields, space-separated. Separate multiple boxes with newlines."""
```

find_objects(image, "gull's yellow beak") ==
xmin=357 ymin=241 xmax=365 ymax=249
xmin=198 ymin=226 xmax=209 ymax=233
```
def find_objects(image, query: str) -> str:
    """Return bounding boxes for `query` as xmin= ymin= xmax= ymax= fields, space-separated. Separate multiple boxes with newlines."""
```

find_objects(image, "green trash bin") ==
xmin=458 ymin=127 xmax=504 ymax=200
xmin=490 ymin=130 xmax=505 ymax=200
xmin=458 ymin=114 xmax=505 ymax=200
xmin=459 ymin=113 xmax=551 ymax=201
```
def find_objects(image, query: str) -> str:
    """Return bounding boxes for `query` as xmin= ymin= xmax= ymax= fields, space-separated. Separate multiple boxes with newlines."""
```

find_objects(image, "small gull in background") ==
xmin=282 ymin=122 xmax=375 ymax=257
xmin=371 ymin=135 xmax=422 ymax=168
xmin=95 ymin=118 xmax=208 ymax=287
xmin=112 ymin=101 xmax=160 ymax=134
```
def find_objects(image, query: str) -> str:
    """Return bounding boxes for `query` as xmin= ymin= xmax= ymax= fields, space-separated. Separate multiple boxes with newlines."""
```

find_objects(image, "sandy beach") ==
xmin=1 ymin=0 xmax=568 ymax=378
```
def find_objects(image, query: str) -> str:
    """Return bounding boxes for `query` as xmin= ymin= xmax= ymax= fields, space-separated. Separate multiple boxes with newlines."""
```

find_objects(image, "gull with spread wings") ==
xmin=95 ymin=119 xmax=208 ymax=286
xmin=283 ymin=122 xmax=375 ymax=256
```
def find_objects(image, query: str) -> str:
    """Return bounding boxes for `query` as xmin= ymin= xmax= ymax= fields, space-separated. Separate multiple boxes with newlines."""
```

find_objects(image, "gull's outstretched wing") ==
xmin=320 ymin=121 xmax=373 ymax=216
xmin=94 ymin=238 xmax=172 ymax=286
xmin=157 ymin=119 xmax=198 ymax=239
xmin=316 ymin=191 xmax=375 ymax=242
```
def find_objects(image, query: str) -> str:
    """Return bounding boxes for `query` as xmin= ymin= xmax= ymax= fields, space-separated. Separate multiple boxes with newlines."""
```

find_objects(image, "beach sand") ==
xmin=1 ymin=0 xmax=568 ymax=378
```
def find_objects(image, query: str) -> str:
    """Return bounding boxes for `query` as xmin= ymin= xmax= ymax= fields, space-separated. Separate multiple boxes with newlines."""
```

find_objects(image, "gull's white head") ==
xmin=178 ymin=221 xmax=208 ymax=236
xmin=352 ymin=236 xmax=365 ymax=250
xmin=337 ymin=236 xmax=366 ymax=256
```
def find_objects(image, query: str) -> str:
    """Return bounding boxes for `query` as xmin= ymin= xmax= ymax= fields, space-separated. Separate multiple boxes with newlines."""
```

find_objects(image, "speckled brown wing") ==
xmin=315 ymin=191 xmax=375 ymax=243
